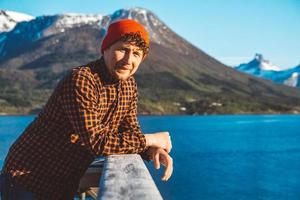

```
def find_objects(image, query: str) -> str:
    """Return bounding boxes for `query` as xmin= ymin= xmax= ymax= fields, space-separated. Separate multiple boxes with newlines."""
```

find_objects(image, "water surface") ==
xmin=1 ymin=115 xmax=300 ymax=200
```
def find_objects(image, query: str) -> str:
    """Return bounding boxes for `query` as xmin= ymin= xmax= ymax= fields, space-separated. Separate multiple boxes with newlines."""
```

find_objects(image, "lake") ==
xmin=1 ymin=115 xmax=300 ymax=200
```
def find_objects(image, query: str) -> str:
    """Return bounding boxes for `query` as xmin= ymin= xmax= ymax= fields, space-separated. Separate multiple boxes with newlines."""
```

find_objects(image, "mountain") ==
xmin=0 ymin=10 xmax=34 ymax=32
xmin=236 ymin=54 xmax=300 ymax=88
xmin=1 ymin=8 xmax=300 ymax=115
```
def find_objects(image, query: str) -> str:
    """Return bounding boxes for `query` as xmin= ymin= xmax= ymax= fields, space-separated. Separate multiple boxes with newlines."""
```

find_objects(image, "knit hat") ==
xmin=101 ymin=19 xmax=150 ymax=54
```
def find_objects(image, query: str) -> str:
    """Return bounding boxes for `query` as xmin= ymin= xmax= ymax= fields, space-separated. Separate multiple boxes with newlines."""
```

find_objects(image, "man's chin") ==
xmin=114 ymin=72 xmax=131 ymax=81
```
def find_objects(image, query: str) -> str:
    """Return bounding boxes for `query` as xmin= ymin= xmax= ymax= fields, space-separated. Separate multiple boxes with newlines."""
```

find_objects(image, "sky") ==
xmin=0 ymin=0 xmax=299 ymax=69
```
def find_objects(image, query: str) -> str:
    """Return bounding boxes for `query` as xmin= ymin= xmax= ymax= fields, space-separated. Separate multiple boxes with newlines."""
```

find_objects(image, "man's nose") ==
xmin=123 ymin=51 xmax=134 ymax=64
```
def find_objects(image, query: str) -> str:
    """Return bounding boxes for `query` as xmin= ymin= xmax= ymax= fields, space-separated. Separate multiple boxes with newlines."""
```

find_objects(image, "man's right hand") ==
xmin=144 ymin=132 xmax=172 ymax=153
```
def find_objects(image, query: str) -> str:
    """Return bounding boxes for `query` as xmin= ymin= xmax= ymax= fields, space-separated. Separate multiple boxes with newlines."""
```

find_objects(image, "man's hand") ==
xmin=145 ymin=132 xmax=172 ymax=153
xmin=148 ymin=147 xmax=173 ymax=181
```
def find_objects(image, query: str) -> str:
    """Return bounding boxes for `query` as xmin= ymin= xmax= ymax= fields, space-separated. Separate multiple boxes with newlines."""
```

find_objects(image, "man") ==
xmin=0 ymin=19 xmax=173 ymax=200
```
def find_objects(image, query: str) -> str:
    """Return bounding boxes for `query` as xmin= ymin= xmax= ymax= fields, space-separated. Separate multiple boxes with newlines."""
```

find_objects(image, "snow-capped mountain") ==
xmin=235 ymin=54 xmax=300 ymax=88
xmin=0 ymin=8 xmax=193 ymax=61
xmin=0 ymin=12 xmax=103 ymax=43
xmin=0 ymin=10 xmax=34 ymax=32
xmin=0 ymin=11 xmax=107 ymax=59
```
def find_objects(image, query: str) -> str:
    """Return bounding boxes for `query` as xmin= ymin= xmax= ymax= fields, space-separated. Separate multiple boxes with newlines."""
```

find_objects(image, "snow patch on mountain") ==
xmin=0 ymin=10 xmax=34 ymax=32
xmin=4 ymin=10 xmax=34 ymax=21
xmin=254 ymin=54 xmax=281 ymax=71
xmin=284 ymin=72 xmax=298 ymax=87
xmin=54 ymin=13 xmax=103 ymax=29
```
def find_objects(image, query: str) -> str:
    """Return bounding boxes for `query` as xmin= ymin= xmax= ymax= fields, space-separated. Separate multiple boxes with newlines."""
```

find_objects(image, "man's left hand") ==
xmin=147 ymin=147 xmax=173 ymax=181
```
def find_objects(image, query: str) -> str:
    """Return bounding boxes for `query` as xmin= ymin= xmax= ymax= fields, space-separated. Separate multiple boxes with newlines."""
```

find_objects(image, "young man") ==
xmin=0 ymin=19 xmax=173 ymax=200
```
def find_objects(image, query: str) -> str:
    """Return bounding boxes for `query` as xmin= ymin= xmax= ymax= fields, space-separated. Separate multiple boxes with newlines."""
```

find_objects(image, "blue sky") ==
xmin=1 ymin=0 xmax=299 ymax=69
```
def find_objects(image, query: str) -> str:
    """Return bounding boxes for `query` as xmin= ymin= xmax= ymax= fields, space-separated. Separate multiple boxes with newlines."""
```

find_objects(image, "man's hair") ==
xmin=119 ymin=32 xmax=149 ymax=55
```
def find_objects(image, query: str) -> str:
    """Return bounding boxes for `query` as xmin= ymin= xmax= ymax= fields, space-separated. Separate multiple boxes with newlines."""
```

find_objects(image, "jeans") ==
xmin=0 ymin=173 xmax=37 ymax=200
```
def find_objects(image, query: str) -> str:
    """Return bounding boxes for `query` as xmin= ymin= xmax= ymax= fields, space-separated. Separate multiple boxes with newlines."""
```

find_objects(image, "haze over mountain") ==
xmin=1 ymin=8 xmax=300 ymax=115
xmin=236 ymin=54 xmax=300 ymax=88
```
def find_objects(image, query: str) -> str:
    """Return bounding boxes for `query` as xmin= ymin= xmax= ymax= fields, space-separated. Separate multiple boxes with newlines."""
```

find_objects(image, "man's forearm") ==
xmin=144 ymin=132 xmax=172 ymax=153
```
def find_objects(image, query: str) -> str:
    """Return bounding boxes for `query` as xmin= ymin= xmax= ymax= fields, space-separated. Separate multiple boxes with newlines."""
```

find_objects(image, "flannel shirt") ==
xmin=2 ymin=58 xmax=148 ymax=200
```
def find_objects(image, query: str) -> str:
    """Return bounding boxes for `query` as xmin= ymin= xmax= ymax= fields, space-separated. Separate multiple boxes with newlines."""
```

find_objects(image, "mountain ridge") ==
xmin=1 ymin=8 xmax=300 ymax=115
xmin=236 ymin=54 xmax=300 ymax=88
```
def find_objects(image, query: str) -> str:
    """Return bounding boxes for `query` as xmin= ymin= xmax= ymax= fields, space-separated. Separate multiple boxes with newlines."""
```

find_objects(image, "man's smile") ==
xmin=116 ymin=64 xmax=132 ymax=71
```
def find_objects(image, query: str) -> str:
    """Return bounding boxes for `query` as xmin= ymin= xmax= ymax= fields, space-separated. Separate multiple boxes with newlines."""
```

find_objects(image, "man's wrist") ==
xmin=145 ymin=134 xmax=153 ymax=147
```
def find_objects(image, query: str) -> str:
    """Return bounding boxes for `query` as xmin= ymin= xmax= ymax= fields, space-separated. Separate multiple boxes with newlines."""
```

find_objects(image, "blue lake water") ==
xmin=1 ymin=115 xmax=300 ymax=200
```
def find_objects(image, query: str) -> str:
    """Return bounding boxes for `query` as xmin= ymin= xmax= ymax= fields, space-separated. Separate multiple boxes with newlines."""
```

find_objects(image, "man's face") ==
xmin=103 ymin=40 xmax=144 ymax=81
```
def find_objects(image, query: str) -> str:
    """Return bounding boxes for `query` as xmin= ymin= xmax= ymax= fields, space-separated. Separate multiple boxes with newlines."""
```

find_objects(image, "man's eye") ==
xmin=133 ymin=52 xmax=141 ymax=57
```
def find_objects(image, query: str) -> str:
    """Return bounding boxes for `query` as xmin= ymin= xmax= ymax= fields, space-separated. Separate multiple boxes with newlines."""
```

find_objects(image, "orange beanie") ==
xmin=101 ymin=19 xmax=150 ymax=54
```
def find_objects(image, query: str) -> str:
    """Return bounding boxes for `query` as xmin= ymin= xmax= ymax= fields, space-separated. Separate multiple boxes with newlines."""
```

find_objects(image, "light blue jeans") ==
xmin=0 ymin=173 xmax=37 ymax=200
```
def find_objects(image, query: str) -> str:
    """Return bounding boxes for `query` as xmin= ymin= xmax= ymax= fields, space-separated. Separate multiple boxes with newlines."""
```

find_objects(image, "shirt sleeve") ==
xmin=117 ymin=80 xmax=150 ymax=160
xmin=60 ymin=69 xmax=146 ymax=156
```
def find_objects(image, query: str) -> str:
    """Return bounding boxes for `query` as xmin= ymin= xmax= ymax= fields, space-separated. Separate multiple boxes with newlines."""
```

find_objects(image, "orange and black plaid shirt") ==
xmin=2 ymin=58 xmax=148 ymax=200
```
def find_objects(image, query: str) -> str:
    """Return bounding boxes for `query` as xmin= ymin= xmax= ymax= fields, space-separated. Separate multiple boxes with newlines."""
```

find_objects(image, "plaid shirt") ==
xmin=2 ymin=58 xmax=148 ymax=200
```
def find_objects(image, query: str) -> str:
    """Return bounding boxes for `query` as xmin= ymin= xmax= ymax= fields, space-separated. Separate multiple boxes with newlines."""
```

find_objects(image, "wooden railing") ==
xmin=78 ymin=154 xmax=163 ymax=200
